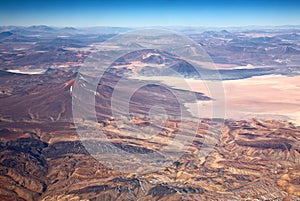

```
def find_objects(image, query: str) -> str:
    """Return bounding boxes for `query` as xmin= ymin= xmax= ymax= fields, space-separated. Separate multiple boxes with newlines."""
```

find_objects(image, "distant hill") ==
xmin=0 ymin=31 xmax=13 ymax=40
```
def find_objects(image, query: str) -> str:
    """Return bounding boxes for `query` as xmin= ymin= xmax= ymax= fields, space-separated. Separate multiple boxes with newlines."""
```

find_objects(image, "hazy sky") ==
xmin=1 ymin=0 xmax=300 ymax=27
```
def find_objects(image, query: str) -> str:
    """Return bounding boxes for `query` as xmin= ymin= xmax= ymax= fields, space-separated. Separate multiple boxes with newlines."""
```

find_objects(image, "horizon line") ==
xmin=1 ymin=24 xmax=300 ymax=29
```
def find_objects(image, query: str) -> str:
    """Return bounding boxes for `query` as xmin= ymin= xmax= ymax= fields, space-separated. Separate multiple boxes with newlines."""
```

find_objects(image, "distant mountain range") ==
xmin=0 ymin=25 xmax=299 ymax=79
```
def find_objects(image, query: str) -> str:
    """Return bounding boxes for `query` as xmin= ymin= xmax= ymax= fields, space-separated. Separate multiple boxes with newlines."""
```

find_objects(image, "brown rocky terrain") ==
xmin=0 ymin=26 xmax=300 ymax=200
xmin=0 ymin=70 xmax=300 ymax=200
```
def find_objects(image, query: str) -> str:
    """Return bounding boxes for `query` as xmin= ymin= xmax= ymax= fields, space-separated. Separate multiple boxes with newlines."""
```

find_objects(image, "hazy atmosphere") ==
xmin=1 ymin=0 xmax=300 ymax=27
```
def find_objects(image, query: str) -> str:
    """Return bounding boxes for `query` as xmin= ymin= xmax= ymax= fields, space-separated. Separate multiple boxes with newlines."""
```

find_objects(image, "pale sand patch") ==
xmin=187 ymin=75 xmax=300 ymax=125
xmin=213 ymin=63 xmax=262 ymax=69
xmin=6 ymin=69 xmax=46 ymax=75
xmin=134 ymin=75 xmax=300 ymax=125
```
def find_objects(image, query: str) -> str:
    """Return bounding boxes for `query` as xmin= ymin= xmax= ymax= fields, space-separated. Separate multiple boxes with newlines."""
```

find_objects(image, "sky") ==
xmin=1 ymin=0 xmax=300 ymax=27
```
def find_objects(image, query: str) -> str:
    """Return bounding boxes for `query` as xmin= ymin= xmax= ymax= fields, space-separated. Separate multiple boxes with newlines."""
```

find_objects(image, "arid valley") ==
xmin=0 ymin=25 xmax=300 ymax=200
